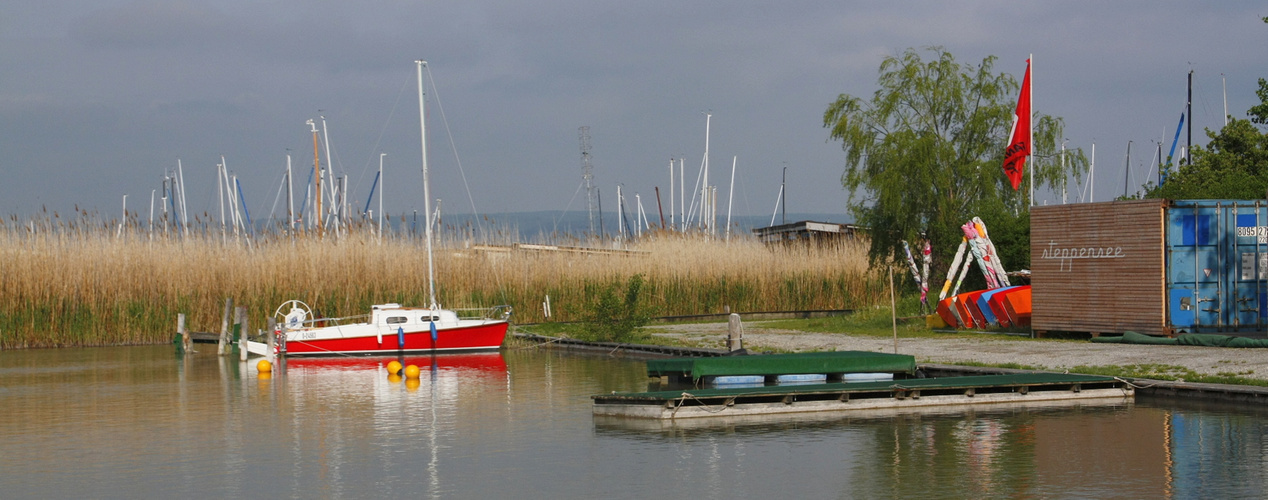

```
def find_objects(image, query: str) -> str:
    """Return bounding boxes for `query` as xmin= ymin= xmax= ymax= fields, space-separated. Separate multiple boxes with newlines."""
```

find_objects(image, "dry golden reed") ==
xmin=0 ymin=220 xmax=882 ymax=348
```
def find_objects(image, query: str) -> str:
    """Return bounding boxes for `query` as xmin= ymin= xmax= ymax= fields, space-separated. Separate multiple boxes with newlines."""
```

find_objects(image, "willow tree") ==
xmin=824 ymin=47 xmax=1085 ymax=278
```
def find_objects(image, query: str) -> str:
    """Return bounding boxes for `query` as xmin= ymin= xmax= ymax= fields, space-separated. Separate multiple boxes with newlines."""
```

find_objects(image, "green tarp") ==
xmin=1090 ymin=331 xmax=1268 ymax=348
xmin=606 ymin=373 xmax=1118 ymax=402
xmin=646 ymin=351 xmax=916 ymax=380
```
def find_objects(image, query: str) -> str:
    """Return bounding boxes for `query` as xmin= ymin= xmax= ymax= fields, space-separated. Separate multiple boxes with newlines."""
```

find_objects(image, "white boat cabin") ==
xmin=371 ymin=303 xmax=460 ymax=327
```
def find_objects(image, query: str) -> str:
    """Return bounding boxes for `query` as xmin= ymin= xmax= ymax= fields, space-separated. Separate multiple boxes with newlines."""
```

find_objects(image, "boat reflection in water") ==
xmin=281 ymin=352 xmax=509 ymax=375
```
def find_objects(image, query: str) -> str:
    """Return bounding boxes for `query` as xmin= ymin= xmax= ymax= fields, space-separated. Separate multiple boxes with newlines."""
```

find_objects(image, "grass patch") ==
xmin=1068 ymin=364 xmax=1268 ymax=387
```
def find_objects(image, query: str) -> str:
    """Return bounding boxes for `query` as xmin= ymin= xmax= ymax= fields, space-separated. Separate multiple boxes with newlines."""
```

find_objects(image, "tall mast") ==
xmin=1186 ymin=70 xmax=1192 ymax=165
xmin=702 ymin=112 xmax=711 ymax=232
xmin=286 ymin=154 xmax=295 ymax=233
xmin=176 ymin=159 xmax=188 ymax=236
xmin=379 ymin=153 xmax=386 ymax=238
xmin=579 ymin=126 xmax=597 ymax=237
xmin=1123 ymin=141 xmax=1132 ymax=197
xmin=417 ymin=60 xmax=437 ymax=310
xmin=308 ymin=119 xmax=322 ymax=234
xmin=726 ymin=156 xmax=736 ymax=241
xmin=679 ymin=158 xmax=685 ymax=232
xmin=217 ymin=160 xmax=225 ymax=241
xmin=321 ymin=116 xmax=338 ymax=237
xmin=668 ymin=159 xmax=674 ymax=230
xmin=781 ymin=166 xmax=787 ymax=224
xmin=1090 ymin=143 xmax=1096 ymax=203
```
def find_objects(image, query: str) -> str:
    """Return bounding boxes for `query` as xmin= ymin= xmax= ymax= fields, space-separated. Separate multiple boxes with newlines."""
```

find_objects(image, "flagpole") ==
xmin=1029 ymin=54 xmax=1034 ymax=207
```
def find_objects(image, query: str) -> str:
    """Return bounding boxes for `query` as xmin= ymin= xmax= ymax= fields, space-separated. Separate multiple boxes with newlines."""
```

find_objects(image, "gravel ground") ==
xmin=648 ymin=322 xmax=1268 ymax=381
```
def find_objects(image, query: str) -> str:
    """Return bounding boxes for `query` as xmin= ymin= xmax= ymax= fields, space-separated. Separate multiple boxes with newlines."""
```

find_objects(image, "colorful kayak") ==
xmin=977 ymin=286 xmax=1022 ymax=327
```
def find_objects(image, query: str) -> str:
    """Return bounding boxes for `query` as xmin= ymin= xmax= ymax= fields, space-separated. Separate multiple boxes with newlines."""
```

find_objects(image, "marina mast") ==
xmin=579 ymin=126 xmax=598 ymax=237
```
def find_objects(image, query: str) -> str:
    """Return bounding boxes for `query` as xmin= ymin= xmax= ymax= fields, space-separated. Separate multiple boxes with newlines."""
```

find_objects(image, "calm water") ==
xmin=2 ymin=345 xmax=1268 ymax=499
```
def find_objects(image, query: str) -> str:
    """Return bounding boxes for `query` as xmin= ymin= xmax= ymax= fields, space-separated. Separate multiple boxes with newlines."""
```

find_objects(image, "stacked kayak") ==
xmin=936 ymin=285 xmax=1031 ymax=329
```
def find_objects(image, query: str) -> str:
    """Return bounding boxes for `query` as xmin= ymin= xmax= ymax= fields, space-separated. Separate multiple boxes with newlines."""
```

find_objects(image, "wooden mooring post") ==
xmin=235 ymin=306 xmax=248 ymax=361
xmin=218 ymin=298 xmax=233 ymax=356
xmin=176 ymin=313 xmax=192 ymax=354
xmin=727 ymin=313 xmax=743 ymax=351
xmin=265 ymin=317 xmax=277 ymax=365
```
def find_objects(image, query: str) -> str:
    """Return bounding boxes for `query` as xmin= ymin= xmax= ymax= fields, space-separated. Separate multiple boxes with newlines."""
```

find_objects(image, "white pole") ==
xmin=616 ymin=184 xmax=624 ymax=241
xmin=1060 ymin=142 xmax=1067 ymax=204
xmin=635 ymin=193 xmax=643 ymax=238
xmin=176 ymin=159 xmax=188 ymax=236
xmin=161 ymin=178 xmax=168 ymax=234
xmin=1223 ymin=74 xmax=1229 ymax=127
xmin=770 ymin=185 xmax=783 ymax=227
xmin=229 ymin=173 xmax=241 ymax=235
xmin=117 ymin=194 xmax=127 ymax=238
xmin=702 ymin=112 xmax=711 ymax=231
xmin=668 ymin=159 xmax=674 ymax=231
xmin=321 ymin=116 xmax=338 ymax=236
xmin=726 ymin=155 xmax=736 ymax=241
xmin=379 ymin=153 xmax=386 ymax=238
xmin=148 ymin=188 xmax=155 ymax=237
xmin=417 ymin=60 xmax=438 ymax=310
xmin=286 ymin=154 xmax=295 ymax=232
xmin=1029 ymin=54 xmax=1034 ymax=208
xmin=1090 ymin=143 xmax=1096 ymax=203
xmin=217 ymin=161 xmax=226 ymax=241
xmin=679 ymin=158 xmax=685 ymax=232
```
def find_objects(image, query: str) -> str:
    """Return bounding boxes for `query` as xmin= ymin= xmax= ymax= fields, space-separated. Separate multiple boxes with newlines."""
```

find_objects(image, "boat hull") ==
xmin=264 ymin=320 xmax=510 ymax=357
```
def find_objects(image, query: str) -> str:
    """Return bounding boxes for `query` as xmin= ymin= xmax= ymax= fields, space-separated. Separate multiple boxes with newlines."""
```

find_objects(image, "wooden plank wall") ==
xmin=1031 ymin=199 xmax=1167 ymax=336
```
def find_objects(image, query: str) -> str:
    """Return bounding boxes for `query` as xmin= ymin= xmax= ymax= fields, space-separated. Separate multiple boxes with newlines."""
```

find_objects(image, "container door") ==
xmin=1231 ymin=206 xmax=1268 ymax=330
xmin=1166 ymin=205 xmax=1222 ymax=331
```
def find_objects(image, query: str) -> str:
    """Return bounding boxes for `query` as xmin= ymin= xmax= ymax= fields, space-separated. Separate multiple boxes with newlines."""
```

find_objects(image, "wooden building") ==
xmin=752 ymin=220 xmax=859 ymax=245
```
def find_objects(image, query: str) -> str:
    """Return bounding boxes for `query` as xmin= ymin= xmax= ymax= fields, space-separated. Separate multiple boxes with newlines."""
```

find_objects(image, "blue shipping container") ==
xmin=1167 ymin=200 xmax=1268 ymax=333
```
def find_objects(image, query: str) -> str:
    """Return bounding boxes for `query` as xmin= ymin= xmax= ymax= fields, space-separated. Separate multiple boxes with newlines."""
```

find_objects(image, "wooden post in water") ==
xmin=236 ymin=306 xmax=248 ymax=362
xmin=727 ymin=313 xmax=743 ymax=351
xmin=265 ymin=317 xmax=277 ymax=365
xmin=179 ymin=314 xmax=192 ymax=354
xmin=176 ymin=313 xmax=187 ymax=354
xmin=218 ymin=298 xmax=233 ymax=356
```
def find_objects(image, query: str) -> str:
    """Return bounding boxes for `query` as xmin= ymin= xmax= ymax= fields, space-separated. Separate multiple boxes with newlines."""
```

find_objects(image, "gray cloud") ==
xmin=2 ymin=1 xmax=1266 ymax=219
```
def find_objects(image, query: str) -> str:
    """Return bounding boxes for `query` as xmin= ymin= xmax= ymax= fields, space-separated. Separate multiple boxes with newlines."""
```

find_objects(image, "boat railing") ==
xmin=282 ymin=313 xmax=371 ymax=330
xmin=455 ymin=304 xmax=513 ymax=322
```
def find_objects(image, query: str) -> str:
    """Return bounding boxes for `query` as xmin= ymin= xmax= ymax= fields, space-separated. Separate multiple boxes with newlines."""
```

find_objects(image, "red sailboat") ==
xmin=248 ymin=60 xmax=511 ymax=357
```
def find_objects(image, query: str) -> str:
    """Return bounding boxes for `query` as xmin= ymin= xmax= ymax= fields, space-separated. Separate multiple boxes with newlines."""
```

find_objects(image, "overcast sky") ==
xmin=3 ymin=1 xmax=1266 ymax=222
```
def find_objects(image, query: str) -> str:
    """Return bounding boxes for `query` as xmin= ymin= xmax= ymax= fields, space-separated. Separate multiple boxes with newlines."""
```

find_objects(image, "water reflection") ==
xmin=2 ymin=346 xmax=1268 ymax=498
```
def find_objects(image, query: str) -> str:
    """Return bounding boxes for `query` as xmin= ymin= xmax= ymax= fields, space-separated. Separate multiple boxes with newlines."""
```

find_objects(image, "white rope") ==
xmin=670 ymin=392 xmax=736 ymax=418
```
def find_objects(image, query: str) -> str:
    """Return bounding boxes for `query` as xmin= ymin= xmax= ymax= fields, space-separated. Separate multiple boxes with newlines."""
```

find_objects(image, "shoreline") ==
xmin=639 ymin=322 xmax=1268 ymax=381
xmin=515 ymin=321 xmax=1268 ymax=404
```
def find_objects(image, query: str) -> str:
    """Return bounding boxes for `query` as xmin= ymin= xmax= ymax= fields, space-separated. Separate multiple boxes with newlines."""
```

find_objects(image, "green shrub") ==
xmin=580 ymin=274 xmax=650 ymax=343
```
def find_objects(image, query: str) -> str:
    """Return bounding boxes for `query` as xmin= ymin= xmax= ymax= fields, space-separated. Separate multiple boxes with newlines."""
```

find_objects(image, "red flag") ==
xmin=1003 ymin=59 xmax=1031 ymax=191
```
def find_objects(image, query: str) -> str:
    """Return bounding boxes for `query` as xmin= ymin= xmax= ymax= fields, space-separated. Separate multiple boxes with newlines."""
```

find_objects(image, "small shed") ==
xmin=752 ymin=220 xmax=859 ymax=244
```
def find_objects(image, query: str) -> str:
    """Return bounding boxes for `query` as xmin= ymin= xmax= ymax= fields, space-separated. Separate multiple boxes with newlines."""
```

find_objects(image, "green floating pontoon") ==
xmin=646 ymin=351 xmax=917 ymax=383
xmin=594 ymin=373 xmax=1133 ymax=420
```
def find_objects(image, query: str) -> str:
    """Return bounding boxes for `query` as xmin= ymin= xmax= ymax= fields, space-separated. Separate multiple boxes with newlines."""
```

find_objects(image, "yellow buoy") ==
xmin=386 ymin=360 xmax=403 ymax=375
xmin=403 ymin=364 xmax=421 ymax=379
xmin=256 ymin=359 xmax=273 ymax=373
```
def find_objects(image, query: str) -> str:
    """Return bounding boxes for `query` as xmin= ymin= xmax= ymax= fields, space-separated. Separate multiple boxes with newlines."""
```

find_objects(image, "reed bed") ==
xmin=0 ymin=215 xmax=882 ymax=348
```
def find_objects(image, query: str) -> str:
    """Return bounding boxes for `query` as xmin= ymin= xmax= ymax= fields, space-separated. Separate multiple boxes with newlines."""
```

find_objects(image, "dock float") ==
xmin=593 ymin=373 xmax=1133 ymax=419
xmin=646 ymin=351 xmax=917 ymax=385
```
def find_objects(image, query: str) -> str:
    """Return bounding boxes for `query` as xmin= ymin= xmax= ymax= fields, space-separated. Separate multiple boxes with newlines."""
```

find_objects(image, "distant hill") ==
xmin=431 ymin=210 xmax=854 ymax=243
